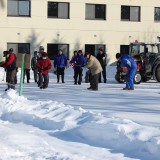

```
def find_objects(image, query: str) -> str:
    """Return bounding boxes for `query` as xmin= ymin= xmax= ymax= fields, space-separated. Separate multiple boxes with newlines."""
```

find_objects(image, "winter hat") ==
xmin=58 ymin=49 xmax=62 ymax=52
xmin=42 ymin=52 xmax=47 ymax=57
xmin=39 ymin=46 xmax=44 ymax=50
xmin=9 ymin=48 xmax=13 ymax=52
xmin=78 ymin=50 xmax=82 ymax=53
xmin=77 ymin=50 xmax=83 ymax=56
xmin=99 ymin=48 xmax=103 ymax=51
xmin=34 ymin=51 xmax=38 ymax=56
xmin=74 ymin=50 xmax=77 ymax=54
xmin=116 ymin=53 xmax=121 ymax=59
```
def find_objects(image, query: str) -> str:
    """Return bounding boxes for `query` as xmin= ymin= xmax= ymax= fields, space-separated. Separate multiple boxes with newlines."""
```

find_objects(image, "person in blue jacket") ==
xmin=116 ymin=53 xmax=137 ymax=90
xmin=70 ymin=50 xmax=86 ymax=85
xmin=54 ymin=49 xmax=67 ymax=83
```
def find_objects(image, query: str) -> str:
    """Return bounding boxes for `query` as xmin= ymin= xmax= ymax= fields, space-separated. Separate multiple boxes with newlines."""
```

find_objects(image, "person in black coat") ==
xmin=96 ymin=48 xmax=107 ymax=83
xmin=70 ymin=50 xmax=86 ymax=85
xmin=31 ymin=51 xmax=38 ymax=83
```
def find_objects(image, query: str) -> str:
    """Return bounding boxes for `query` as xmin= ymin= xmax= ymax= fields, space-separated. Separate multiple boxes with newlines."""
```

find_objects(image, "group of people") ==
xmin=69 ymin=48 xmax=107 ymax=90
xmin=30 ymin=47 xmax=107 ymax=91
xmin=1 ymin=48 xmax=32 ymax=91
xmin=0 ymin=45 xmax=137 ymax=91
xmin=31 ymin=47 xmax=67 ymax=89
xmin=0 ymin=46 xmax=51 ymax=91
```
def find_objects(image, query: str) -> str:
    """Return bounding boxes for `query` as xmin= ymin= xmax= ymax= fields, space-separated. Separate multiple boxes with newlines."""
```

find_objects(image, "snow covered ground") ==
xmin=0 ymin=66 xmax=160 ymax=160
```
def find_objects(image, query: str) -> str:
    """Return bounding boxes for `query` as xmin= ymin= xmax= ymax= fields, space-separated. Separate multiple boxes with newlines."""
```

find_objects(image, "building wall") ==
xmin=0 ymin=0 xmax=160 ymax=64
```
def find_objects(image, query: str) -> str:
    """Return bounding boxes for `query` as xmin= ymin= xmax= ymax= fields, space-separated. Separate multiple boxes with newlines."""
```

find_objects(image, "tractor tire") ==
xmin=154 ymin=64 xmax=160 ymax=82
xmin=115 ymin=72 xmax=126 ymax=83
xmin=142 ymin=76 xmax=151 ymax=82
xmin=134 ymin=72 xmax=142 ymax=84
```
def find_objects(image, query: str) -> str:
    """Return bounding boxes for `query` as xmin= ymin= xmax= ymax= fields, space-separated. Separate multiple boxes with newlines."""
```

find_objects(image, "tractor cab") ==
xmin=130 ymin=42 xmax=160 ymax=63
xmin=129 ymin=42 xmax=160 ymax=81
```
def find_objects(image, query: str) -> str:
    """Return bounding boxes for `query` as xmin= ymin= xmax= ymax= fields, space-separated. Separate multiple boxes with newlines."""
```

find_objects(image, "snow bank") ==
xmin=0 ymin=90 xmax=160 ymax=160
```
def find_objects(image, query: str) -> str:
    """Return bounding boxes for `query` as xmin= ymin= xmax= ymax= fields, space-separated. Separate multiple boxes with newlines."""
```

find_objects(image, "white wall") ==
xmin=0 ymin=0 xmax=160 ymax=63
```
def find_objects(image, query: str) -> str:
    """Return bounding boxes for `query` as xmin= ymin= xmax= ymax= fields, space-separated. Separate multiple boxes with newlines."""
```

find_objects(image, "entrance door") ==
xmin=85 ymin=44 xmax=105 ymax=56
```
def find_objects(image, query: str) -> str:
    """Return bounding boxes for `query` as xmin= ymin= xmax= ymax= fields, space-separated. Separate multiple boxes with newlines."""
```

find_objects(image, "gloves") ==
xmin=40 ymin=66 xmax=48 ymax=71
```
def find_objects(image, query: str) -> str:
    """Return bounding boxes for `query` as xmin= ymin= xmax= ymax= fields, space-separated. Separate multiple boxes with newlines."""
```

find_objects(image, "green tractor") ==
xmin=115 ymin=42 xmax=160 ymax=83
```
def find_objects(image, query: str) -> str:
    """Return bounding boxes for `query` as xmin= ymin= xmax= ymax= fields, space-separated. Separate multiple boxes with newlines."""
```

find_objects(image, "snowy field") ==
xmin=0 ymin=66 xmax=160 ymax=160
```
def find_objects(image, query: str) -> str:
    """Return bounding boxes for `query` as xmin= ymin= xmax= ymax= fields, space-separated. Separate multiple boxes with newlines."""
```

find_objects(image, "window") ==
xmin=48 ymin=2 xmax=69 ymax=19
xmin=85 ymin=44 xmax=105 ymax=56
xmin=7 ymin=43 xmax=30 ymax=54
xmin=155 ymin=7 xmax=160 ymax=21
xmin=121 ymin=6 xmax=140 ymax=21
xmin=47 ymin=44 xmax=69 ymax=60
xmin=7 ymin=0 xmax=31 ymax=17
xmin=120 ymin=45 xmax=129 ymax=54
xmin=86 ymin=4 xmax=106 ymax=20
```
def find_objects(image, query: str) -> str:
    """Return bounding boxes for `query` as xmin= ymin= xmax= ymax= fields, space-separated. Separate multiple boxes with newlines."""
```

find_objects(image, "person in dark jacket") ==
xmin=70 ymin=50 xmax=86 ymax=85
xmin=70 ymin=50 xmax=77 ymax=68
xmin=116 ymin=53 xmax=137 ymax=90
xmin=1 ymin=48 xmax=17 ymax=91
xmin=31 ymin=51 xmax=38 ymax=82
xmin=23 ymin=52 xmax=31 ymax=83
xmin=96 ymin=48 xmax=107 ymax=83
xmin=37 ymin=52 xmax=52 ymax=89
xmin=23 ymin=68 xmax=30 ymax=83
xmin=54 ymin=49 xmax=67 ymax=83
xmin=69 ymin=50 xmax=77 ymax=82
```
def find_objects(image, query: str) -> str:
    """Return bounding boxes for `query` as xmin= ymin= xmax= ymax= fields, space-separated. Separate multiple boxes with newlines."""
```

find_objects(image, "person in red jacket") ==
xmin=37 ymin=52 xmax=52 ymax=89
xmin=1 ymin=48 xmax=17 ymax=91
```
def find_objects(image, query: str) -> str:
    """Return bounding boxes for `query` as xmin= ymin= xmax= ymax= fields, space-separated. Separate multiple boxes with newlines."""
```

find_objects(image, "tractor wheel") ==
xmin=134 ymin=72 xmax=142 ymax=84
xmin=115 ymin=72 xmax=126 ymax=83
xmin=155 ymin=64 xmax=160 ymax=82
xmin=142 ymin=76 xmax=151 ymax=82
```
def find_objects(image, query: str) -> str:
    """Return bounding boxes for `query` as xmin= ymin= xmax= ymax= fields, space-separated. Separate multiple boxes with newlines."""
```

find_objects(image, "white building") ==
xmin=0 ymin=0 xmax=160 ymax=63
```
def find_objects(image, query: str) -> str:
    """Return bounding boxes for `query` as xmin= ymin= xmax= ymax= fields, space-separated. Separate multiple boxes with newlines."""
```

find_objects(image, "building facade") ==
xmin=0 ymin=0 xmax=160 ymax=64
